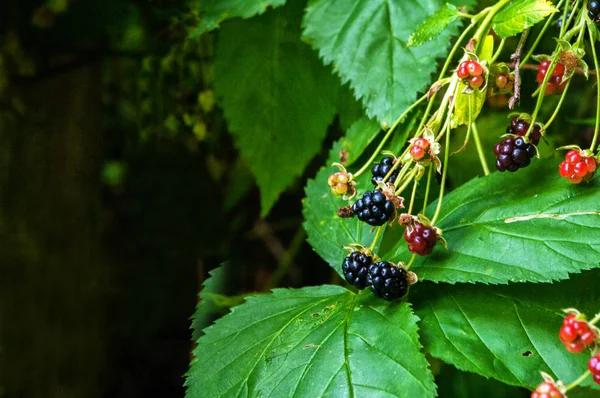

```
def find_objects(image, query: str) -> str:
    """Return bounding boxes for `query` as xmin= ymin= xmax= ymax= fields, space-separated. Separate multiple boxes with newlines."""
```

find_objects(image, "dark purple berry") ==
xmin=371 ymin=157 xmax=400 ymax=186
xmin=342 ymin=251 xmax=373 ymax=289
xmin=366 ymin=261 xmax=409 ymax=301
xmin=352 ymin=190 xmax=395 ymax=226
xmin=493 ymin=136 xmax=536 ymax=172
xmin=404 ymin=221 xmax=437 ymax=256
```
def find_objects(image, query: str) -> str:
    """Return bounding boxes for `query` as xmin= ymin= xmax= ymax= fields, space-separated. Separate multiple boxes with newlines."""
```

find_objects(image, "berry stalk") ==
xmin=421 ymin=165 xmax=433 ymax=215
xmin=431 ymin=115 xmax=452 ymax=224
xmin=471 ymin=122 xmax=490 ymax=175
xmin=587 ymin=23 xmax=600 ymax=152
xmin=566 ymin=370 xmax=591 ymax=391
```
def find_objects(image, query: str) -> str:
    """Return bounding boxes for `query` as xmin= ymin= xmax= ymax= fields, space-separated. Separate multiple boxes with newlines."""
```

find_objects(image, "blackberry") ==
xmin=494 ymin=137 xmax=536 ymax=172
xmin=352 ymin=190 xmax=395 ymax=226
xmin=371 ymin=157 xmax=399 ymax=186
xmin=505 ymin=117 xmax=542 ymax=145
xmin=342 ymin=251 xmax=372 ymax=289
xmin=404 ymin=221 xmax=437 ymax=256
xmin=556 ymin=12 xmax=571 ymax=31
xmin=589 ymin=0 xmax=600 ymax=21
xmin=366 ymin=261 xmax=409 ymax=301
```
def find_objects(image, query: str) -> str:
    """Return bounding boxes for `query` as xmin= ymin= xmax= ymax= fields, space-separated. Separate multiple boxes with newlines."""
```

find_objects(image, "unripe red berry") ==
xmin=410 ymin=146 xmax=425 ymax=161
xmin=531 ymin=381 xmax=564 ymax=398
xmin=559 ymin=325 xmax=577 ymax=342
xmin=552 ymin=63 xmax=565 ymax=77
xmin=470 ymin=75 xmax=484 ymax=88
xmin=565 ymin=341 xmax=586 ymax=353
xmin=413 ymin=138 xmax=429 ymax=149
xmin=569 ymin=176 xmax=583 ymax=184
xmin=558 ymin=161 xmax=572 ymax=177
xmin=585 ymin=157 xmax=597 ymax=172
xmin=457 ymin=61 xmax=470 ymax=79
xmin=566 ymin=150 xmax=582 ymax=164
xmin=573 ymin=162 xmax=589 ymax=177
xmin=496 ymin=74 xmax=508 ymax=89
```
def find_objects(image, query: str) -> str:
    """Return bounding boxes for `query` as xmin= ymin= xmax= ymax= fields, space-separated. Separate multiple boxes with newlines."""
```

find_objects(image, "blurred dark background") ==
xmin=0 ymin=1 xmax=337 ymax=397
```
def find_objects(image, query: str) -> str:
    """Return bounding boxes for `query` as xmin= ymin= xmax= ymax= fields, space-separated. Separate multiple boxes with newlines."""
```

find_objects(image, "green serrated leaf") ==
xmin=342 ymin=117 xmax=383 ymax=166
xmin=215 ymin=3 xmax=339 ymax=216
xmin=303 ymin=0 xmax=460 ymax=125
xmin=414 ymin=271 xmax=600 ymax=390
xmin=492 ymin=0 xmax=558 ymax=39
xmin=185 ymin=286 xmax=436 ymax=397
xmin=384 ymin=160 xmax=600 ymax=284
xmin=408 ymin=4 xmax=460 ymax=47
xmin=436 ymin=365 xmax=528 ymax=397
xmin=452 ymin=82 xmax=487 ymax=127
xmin=188 ymin=0 xmax=287 ymax=36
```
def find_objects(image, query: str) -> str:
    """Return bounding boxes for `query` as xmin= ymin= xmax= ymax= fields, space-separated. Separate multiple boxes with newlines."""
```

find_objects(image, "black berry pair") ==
xmin=342 ymin=252 xmax=408 ymax=301
xmin=371 ymin=157 xmax=399 ymax=186
xmin=506 ymin=117 xmax=542 ymax=145
xmin=494 ymin=136 xmax=537 ymax=172
xmin=352 ymin=190 xmax=395 ymax=226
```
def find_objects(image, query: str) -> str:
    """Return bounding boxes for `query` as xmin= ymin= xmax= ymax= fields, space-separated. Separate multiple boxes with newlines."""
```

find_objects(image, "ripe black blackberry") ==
xmin=371 ymin=157 xmax=399 ymax=186
xmin=342 ymin=251 xmax=372 ymax=289
xmin=494 ymin=136 xmax=536 ymax=172
xmin=589 ymin=0 xmax=600 ymax=21
xmin=367 ymin=261 xmax=409 ymax=301
xmin=506 ymin=117 xmax=542 ymax=145
xmin=404 ymin=221 xmax=437 ymax=256
xmin=352 ymin=190 xmax=395 ymax=226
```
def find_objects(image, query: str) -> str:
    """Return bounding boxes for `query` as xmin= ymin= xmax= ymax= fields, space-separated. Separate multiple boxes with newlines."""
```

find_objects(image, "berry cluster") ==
xmin=531 ymin=381 xmax=564 ymax=398
xmin=558 ymin=150 xmax=597 ymax=184
xmin=559 ymin=314 xmax=597 ymax=353
xmin=366 ymin=261 xmax=409 ymax=301
xmin=494 ymin=73 xmax=514 ymax=92
xmin=589 ymin=1 xmax=600 ymax=22
xmin=410 ymin=138 xmax=430 ymax=161
xmin=342 ymin=251 xmax=371 ymax=289
xmin=494 ymin=136 xmax=537 ymax=172
xmin=341 ymin=253 xmax=409 ymax=301
xmin=589 ymin=354 xmax=600 ymax=384
xmin=371 ymin=157 xmax=399 ymax=186
xmin=537 ymin=61 xmax=566 ymax=95
xmin=352 ymin=190 xmax=395 ymax=226
xmin=404 ymin=221 xmax=437 ymax=256
xmin=506 ymin=117 xmax=542 ymax=145
xmin=328 ymin=171 xmax=353 ymax=196
xmin=456 ymin=60 xmax=485 ymax=89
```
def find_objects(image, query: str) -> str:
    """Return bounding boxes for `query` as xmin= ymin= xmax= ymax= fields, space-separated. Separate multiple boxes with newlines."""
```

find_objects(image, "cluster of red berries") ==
xmin=531 ymin=381 xmax=564 ymax=398
xmin=588 ymin=354 xmax=600 ymax=384
xmin=456 ymin=60 xmax=485 ymax=89
xmin=404 ymin=221 xmax=437 ymax=256
xmin=410 ymin=138 xmax=430 ymax=161
xmin=558 ymin=150 xmax=597 ymax=184
xmin=559 ymin=314 xmax=596 ymax=353
xmin=494 ymin=73 xmax=514 ymax=92
xmin=537 ymin=61 xmax=566 ymax=95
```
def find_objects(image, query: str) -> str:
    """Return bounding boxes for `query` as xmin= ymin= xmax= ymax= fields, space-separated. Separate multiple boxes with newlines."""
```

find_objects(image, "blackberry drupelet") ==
xmin=371 ymin=157 xmax=399 ymax=186
xmin=589 ymin=0 xmax=600 ymax=21
xmin=352 ymin=190 xmax=395 ymax=226
xmin=366 ymin=261 xmax=409 ymax=301
xmin=494 ymin=137 xmax=536 ymax=172
xmin=341 ymin=251 xmax=372 ymax=289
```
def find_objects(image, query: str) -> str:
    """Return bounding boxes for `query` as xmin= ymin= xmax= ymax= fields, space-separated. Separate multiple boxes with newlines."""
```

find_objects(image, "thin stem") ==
xmin=421 ymin=165 xmax=433 ymax=215
xmin=369 ymin=226 xmax=385 ymax=251
xmin=354 ymin=94 xmax=428 ymax=177
xmin=471 ymin=122 xmax=490 ymax=175
xmin=559 ymin=0 xmax=574 ymax=38
xmin=490 ymin=38 xmax=505 ymax=64
xmin=405 ymin=253 xmax=417 ymax=270
xmin=588 ymin=24 xmax=600 ymax=152
xmin=458 ymin=12 xmax=476 ymax=19
xmin=431 ymin=118 xmax=452 ymax=224
xmin=395 ymin=168 xmax=418 ymax=196
xmin=589 ymin=312 xmax=600 ymax=325
xmin=509 ymin=28 xmax=530 ymax=109
xmin=521 ymin=0 xmax=564 ymax=65
xmin=543 ymin=79 xmax=572 ymax=129
xmin=394 ymin=158 xmax=414 ymax=189
xmin=566 ymin=370 xmax=591 ymax=391
xmin=473 ymin=0 xmax=512 ymax=54
xmin=407 ymin=176 xmax=419 ymax=215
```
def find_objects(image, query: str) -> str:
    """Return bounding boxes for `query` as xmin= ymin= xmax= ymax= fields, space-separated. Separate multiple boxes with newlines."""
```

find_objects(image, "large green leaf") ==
xmin=492 ymin=0 xmax=557 ymax=39
xmin=185 ymin=286 xmax=436 ymax=397
xmin=414 ymin=271 xmax=600 ymax=390
xmin=408 ymin=4 xmax=460 ymax=47
xmin=215 ymin=2 xmax=339 ymax=216
xmin=302 ymin=0 xmax=458 ymax=125
xmin=188 ymin=0 xmax=287 ymax=36
xmin=385 ymin=161 xmax=600 ymax=284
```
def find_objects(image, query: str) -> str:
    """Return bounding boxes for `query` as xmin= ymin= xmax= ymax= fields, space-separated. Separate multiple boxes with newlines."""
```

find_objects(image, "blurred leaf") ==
xmin=492 ymin=0 xmax=557 ymax=39
xmin=302 ymin=0 xmax=459 ymax=125
xmin=215 ymin=3 xmax=339 ymax=216
xmin=414 ymin=271 xmax=600 ymax=390
xmin=408 ymin=4 xmax=459 ymax=47
xmin=189 ymin=0 xmax=287 ymax=36
xmin=436 ymin=365 xmax=528 ymax=398
xmin=186 ymin=286 xmax=436 ymax=397
xmin=386 ymin=160 xmax=600 ymax=284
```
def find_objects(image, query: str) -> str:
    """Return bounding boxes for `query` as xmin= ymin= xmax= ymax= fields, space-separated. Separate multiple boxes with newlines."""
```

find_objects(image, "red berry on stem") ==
xmin=467 ymin=61 xmax=483 ymax=76
xmin=457 ymin=61 xmax=470 ymax=79
xmin=414 ymin=138 xmax=429 ymax=149
xmin=496 ymin=74 xmax=507 ymax=89
xmin=565 ymin=340 xmax=586 ymax=353
xmin=585 ymin=157 xmax=597 ymax=172
xmin=410 ymin=146 xmax=425 ymax=161
xmin=559 ymin=325 xmax=578 ymax=342
xmin=558 ymin=161 xmax=572 ymax=177
xmin=566 ymin=150 xmax=582 ymax=164
xmin=470 ymin=75 xmax=484 ymax=88
xmin=552 ymin=63 xmax=565 ymax=77
xmin=573 ymin=162 xmax=589 ymax=177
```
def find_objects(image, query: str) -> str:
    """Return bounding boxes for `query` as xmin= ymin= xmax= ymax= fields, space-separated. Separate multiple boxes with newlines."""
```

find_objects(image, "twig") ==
xmin=509 ymin=28 xmax=530 ymax=109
